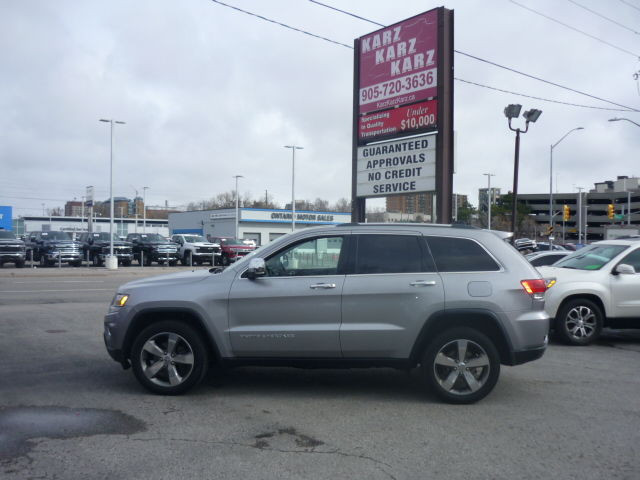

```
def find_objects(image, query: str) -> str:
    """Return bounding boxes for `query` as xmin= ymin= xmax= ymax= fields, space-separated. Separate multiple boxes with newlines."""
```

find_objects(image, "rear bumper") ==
xmin=510 ymin=344 xmax=546 ymax=365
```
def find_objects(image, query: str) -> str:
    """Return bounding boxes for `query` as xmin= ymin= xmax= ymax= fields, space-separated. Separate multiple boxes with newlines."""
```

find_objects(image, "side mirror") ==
xmin=246 ymin=257 xmax=266 ymax=280
xmin=614 ymin=264 xmax=636 ymax=275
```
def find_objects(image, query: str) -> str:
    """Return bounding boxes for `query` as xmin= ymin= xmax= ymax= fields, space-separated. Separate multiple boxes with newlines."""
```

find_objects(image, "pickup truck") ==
xmin=25 ymin=231 xmax=83 ymax=267
xmin=209 ymin=236 xmax=256 ymax=266
xmin=170 ymin=234 xmax=221 ymax=266
xmin=79 ymin=232 xmax=134 ymax=266
xmin=126 ymin=233 xmax=179 ymax=266
xmin=0 ymin=230 xmax=26 ymax=268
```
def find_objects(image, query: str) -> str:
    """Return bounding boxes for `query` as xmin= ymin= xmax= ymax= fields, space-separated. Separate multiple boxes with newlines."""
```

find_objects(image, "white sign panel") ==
xmin=85 ymin=186 xmax=94 ymax=207
xmin=356 ymin=134 xmax=436 ymax=197
xmin=240 ymin=209 xmax=351 ymax=224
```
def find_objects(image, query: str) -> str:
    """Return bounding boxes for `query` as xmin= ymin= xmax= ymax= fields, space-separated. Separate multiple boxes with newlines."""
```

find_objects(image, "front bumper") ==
xmin=46 ymin=251 xmax=82 ymax=262
xmin=152 ymin=251 xmax=179 ymax=261
xmin=0 ymin=252 xmax=25 ymax=261
xmin=99 ymin=252 xmax=133 ymax=260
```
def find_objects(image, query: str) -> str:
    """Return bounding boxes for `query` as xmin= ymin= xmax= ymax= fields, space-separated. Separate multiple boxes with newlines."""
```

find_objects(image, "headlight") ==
xmin=113 ymin=293 xmax=129 ymax=307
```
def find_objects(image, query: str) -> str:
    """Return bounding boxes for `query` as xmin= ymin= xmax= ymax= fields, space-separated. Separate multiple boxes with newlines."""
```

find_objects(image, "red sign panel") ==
xmin=358 ymin=100 xmax=437 ymax=141
xmin=358 ymin=10 xmax=438 ymax=114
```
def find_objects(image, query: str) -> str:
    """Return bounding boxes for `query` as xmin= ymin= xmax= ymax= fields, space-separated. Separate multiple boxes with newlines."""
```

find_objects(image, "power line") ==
xmin=510 ymin=0 xmax=639 ymax=58
xmin=308 ymin=0 xmax=385 ymax=27
xmin=454 ymin=78 xmax=632 ymax=111
xmin=209 ymin=0 xmax=352 ymax=49
xmin=211 ymin=0 xmax=640 ymax=112
xmin=455 ymin=50 xmax=639 ymax=112
xmin=618 ymin=0 xmax=640 ymax=13
xmin=567 ymin=0 xmax=639 ymax=35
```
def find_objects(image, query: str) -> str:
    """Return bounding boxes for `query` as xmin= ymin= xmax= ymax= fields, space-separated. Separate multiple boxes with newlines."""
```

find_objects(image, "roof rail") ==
xmin=335 ymin=222 xmax=479 ymax=229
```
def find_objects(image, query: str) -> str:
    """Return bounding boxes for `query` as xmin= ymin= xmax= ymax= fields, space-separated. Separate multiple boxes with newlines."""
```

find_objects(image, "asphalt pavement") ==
xmin=0 ymin=268 xmax=639 ymax=480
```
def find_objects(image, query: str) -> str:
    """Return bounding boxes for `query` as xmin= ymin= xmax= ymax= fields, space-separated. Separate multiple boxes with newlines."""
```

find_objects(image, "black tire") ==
xmin=169 ymin=260 xmax=177 ymax=267
xmin=39 ymin=255 xmax=50 ymax=268
xmin=422 ymin=327 xmax=500 ymax=404
xmin=131 ymin=321 xmax=209 ymax=395
xmin=121 ymin=259 xmax=132 ymax=267
xmin=555 ymin=298 xmax=603 ymax=346
xmin=221 ymin=255 xmax=230 ymax=266
xmin=92 ymin=254 xmax=103 ymax=267
xmin=182 ymin=252 xmax=191 ymax=266
xmin=71 ymin=260 xmax=82 ymax=267
xmin=144 ymin=252 xmax=152 ymax=266
xmin=15 ymin=260 xmax=25 ymax=268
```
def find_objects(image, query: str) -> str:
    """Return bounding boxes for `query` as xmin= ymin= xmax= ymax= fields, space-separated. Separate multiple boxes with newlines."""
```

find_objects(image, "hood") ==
xmin=95 ymin=240 xmax=132 ymax=247
xmin=46 ymin=240 xmax=81 ymax=247
xmin=536 ymin=265 xmax=604 ymax=281
xmin=121 ymin=268 xmax=213 ymax=290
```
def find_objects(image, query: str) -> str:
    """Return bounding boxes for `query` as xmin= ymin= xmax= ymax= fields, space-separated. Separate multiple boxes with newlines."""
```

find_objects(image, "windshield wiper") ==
xmin=560 ymin=265 xmax=577 ymax=269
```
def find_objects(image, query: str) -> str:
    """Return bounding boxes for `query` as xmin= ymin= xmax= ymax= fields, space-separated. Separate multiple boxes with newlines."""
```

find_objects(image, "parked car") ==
xmin=104 ymin=224 xmax=549 ymax=404
xmin=0 ymin=230 xmax=26 ymax=268
xmin=170 ymin=234 xmax=221 ymax=266
xmin=537 ymin=238 xmax=640 ymax=345
xmin=514 ymin=238 xmax=536 ymax=252
xmin=126 ymin=233 xmax=179 ymax=266
xmin=210 ymin=236 xmax=256 ymax=266
xmin=535 ymin=242 xmax=566 ymax=251
xmin=78 ymin=232 xmax=134 ymax=266
xmin=25 ymin=231 xmax=83 ymax=267
xmin=560 ymin=243 xmax=578 ymax=251
xmin=524 ymin=251 xmax=572 ymax=267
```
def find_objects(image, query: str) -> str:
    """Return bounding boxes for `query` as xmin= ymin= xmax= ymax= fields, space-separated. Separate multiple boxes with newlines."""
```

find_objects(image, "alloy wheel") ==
xmin=432 ymin=339 xmax=491 ymax=396
xmin=565 ymin=306 xmax=597 ymax=340
xmin=139 ymin=332 xmax=195 ymax=387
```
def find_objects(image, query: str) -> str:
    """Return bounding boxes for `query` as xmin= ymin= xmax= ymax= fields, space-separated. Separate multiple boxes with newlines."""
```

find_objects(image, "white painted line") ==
xmin=0 ymin=288 xmax=112 ymax=294
xmin=12 ymin=281 xmax=106 ymax=284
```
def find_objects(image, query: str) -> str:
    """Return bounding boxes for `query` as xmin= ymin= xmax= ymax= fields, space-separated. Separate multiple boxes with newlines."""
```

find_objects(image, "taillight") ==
xmin=520 ymin=279 xmax=547 ymax=295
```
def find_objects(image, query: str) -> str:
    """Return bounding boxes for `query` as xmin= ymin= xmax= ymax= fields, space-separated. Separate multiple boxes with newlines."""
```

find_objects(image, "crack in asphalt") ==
xmin=130 ymin=434 xmax=397 ymax=480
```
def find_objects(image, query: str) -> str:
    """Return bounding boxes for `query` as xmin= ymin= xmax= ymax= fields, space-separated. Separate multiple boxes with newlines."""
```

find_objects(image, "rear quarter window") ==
xmin=426 ymin=236 xmax=500 ymax=272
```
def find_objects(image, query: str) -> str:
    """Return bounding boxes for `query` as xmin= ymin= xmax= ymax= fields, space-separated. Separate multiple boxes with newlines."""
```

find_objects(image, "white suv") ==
xmin=170 ymin=234 xmax=221 ymax=266
xmin=538 ymin=238 xmax=640 ymax=345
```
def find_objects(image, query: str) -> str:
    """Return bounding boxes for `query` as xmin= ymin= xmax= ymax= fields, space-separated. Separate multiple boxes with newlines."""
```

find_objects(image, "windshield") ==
xmin=41 ymin=232 xmax=71 ymax=240
xmin=91 ymin=233 xmax=120 ymax=241
xmin=183 ymin=235 xmax=206 ymax=243
xmin=139 ymin=234 xmax=167 ymax=243
xmin=0 ymin=231 xmax=16 ymax=239
xmin=553 ymin=244 xmax=628 ymax=271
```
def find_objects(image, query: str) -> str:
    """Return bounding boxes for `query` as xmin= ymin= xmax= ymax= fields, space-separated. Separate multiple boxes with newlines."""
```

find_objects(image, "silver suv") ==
xmin=104 ymin=224 xmax=549 ymax=403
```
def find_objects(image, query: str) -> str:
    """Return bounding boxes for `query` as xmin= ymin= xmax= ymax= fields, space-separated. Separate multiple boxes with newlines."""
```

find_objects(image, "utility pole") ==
xmin=284 ymin=145 xmax=303 ymax=231
xmin=576 ymin=187 xmax=584 ymax=244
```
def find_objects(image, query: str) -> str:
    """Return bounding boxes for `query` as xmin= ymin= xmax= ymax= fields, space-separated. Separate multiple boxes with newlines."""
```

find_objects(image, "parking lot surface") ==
xmin=0 ymin=269 xmax=639 ymax=479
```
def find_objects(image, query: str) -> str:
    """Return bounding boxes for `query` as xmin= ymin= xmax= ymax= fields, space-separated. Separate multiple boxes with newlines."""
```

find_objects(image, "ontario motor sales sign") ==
xmin=356 ymin=135 xmax=436 ymax=197
xmin=358 ymin=10 xmax=438 ymax=115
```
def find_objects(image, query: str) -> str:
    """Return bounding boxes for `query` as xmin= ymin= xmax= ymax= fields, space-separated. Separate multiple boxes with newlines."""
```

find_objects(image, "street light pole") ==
xmin=233 ymin=175 xmax=244 ymax=239
xmin=99 ymin=118 xmax=126 ymax=269
xmin=504 ymin=104 xmax=542 ymax=242
xmin=549 ymin=127 xmax=584 ymax=246
xmin=576 ymin=187 xmax=584 ymax=244
xmin=142 ymin=186 xmax=149 ymax=233
xmin=483 ymin=173 xmax=495 ymax=230
xmin=284 ymin=145 xmax=303 ymax=231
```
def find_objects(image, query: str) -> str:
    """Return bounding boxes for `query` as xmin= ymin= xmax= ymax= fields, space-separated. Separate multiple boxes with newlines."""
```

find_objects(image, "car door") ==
xmin=340 ymin=233 xmax=444 ymax=358
xmin=610 ymin=247 xmax=640 ymax=318
xmin=227 ymin=234 xmax=348 ymax=357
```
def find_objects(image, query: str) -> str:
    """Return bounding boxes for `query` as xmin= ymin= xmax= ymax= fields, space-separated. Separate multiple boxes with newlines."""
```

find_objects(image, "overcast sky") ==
xmin=1 ymin=0 xmax=639 ymax=217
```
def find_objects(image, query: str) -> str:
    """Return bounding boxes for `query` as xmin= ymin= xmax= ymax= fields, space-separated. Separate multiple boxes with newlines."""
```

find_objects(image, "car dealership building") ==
xmin=169 ymin=208 xmax=351 ymax=246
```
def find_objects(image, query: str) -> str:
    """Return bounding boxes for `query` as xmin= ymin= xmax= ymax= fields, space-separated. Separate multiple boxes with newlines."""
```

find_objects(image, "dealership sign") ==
xmin=359 ymin=99 xmax=437 ymax=141
xmin=351 ymin=7 xmax=453 ymax=222
xmin=0 ymin=206 xmax=13 ymax=230
xmin=357 ymin=135 xmax=436 ymax=197
xmin=240 ymin=209 xmax=350 ymax=225
xmin=358 ymin=9 xmax=438 ymax=115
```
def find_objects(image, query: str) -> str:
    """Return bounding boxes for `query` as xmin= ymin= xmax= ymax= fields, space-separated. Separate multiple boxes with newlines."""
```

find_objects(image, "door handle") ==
xmin=409 ymin=280 xmax=437 ymax=287
xmin=310 ymin=283 xmax=336 ymax=289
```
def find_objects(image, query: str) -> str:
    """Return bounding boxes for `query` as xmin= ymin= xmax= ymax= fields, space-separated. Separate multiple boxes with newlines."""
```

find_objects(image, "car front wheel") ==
xmin=422 ymin=327 xmax=500 ymax=404
xmin=555 ymin=298 xmax=603 ymax=345
xmin=131 ymin=321 xmax=209 ymax=395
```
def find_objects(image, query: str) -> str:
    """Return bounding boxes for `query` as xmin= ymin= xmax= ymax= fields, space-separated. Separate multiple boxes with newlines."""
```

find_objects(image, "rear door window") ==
xmin=426 ymin=236 xmax=500 ymax=272
xmin=355 ymin=234 xmax=434 ymax=274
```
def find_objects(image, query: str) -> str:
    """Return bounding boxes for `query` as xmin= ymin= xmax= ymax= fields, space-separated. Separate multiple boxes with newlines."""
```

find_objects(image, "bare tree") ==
xmin=332 ymin=198 xmax=351 ymax=212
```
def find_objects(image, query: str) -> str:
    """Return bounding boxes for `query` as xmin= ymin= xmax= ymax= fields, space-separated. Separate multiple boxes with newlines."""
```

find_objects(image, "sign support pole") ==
xmin=351 ymin=38 xmax=365 ymax=223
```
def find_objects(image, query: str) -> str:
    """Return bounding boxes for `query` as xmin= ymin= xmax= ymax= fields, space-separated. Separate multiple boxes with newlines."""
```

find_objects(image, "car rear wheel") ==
xmin=422 ymin=327 xmax=500 ymax=404
xmin=555 ymin=298 xmax=603 ymax=345
xmin=131 ymin=321 xmax=209 ymax=395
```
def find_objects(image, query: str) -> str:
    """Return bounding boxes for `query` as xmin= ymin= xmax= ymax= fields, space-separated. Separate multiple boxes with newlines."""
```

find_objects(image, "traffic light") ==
xmin=607 ymin=204 xmax=615 ymax=219
xmin=545 ymin=225 xmax=554 ymax=236
xmin=563 ymin=204 xmax=570 ymax=221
